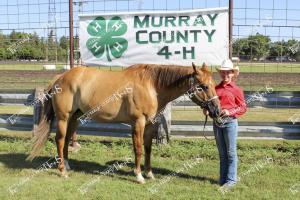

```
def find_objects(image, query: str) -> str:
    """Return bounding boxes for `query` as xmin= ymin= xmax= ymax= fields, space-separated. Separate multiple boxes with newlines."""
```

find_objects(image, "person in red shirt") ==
xmin=204 ymin=59 xmax=247 ymax=189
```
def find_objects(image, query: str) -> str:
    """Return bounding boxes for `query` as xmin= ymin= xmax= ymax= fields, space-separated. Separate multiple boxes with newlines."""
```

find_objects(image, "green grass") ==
xmin=0 ymin=64 xmax=66 ymax=71
xmin=0 ymin=105 xmax=33 ymax=115
xmin=1 ymin=105 xmax=299 ymax=123
xmin=0 ymin=130 xmax=299 ymax=200
xmin=0 ymin=64 xmax=124 ymax=71
xmin=1 ymin=62 xmax=300 ymax=73
xmin=236 ymin=62 xmax=300 ymax=73
xmin=240 ymin=85 xmax=300 ymax=92
xmin=208 ymin=62 xmax=300 ymax=73
xmin=1 ymin=82 xmax=298 ymax=91
xmin=172 ymin=108 xmax=300 ymax=122
xmin=0 ymin=81 xmax=49 ymax=90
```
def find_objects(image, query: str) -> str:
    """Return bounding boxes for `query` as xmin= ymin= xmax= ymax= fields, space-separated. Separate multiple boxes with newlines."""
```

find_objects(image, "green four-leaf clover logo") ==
xmin=86 ymin=16 xmax=128 ymax=61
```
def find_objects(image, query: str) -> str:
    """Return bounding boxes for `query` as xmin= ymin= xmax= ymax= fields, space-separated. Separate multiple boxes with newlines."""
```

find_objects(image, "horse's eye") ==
xmin=195 ymin=85 xmax=203 ymax=92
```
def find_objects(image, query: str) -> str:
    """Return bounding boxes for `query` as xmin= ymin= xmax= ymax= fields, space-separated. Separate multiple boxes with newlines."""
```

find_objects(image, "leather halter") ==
xmin=188 ymin=74 xmax=218 ymax=140
xmin=187 ymin=74 xmax=219 ymax=109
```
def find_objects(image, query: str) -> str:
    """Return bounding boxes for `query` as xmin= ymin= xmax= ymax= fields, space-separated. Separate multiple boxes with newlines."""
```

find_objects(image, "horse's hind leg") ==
xmin=55 ymin=113 xmax=69 ymax=178
xmin=132 ymin=117 xmax=146 ymax=184
xmin=144 ymin=125 xmax=155 ymax=180
xmin=63 ymin=111 xmax=81 ymax=171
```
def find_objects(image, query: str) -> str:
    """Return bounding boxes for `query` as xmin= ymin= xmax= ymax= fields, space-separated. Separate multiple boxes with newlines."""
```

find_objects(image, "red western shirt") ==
xmin=215 ymin=81 xmax=247 ymax=118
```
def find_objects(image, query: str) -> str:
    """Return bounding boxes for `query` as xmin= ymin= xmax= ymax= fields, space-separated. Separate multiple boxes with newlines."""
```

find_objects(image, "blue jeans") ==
xmin=213 ymin=118 xmax=238 ymax=185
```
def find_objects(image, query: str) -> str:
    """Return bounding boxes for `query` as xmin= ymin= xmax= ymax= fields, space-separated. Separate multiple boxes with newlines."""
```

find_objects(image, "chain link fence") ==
xmin=0 ymin=0 xmax=299 ymax=123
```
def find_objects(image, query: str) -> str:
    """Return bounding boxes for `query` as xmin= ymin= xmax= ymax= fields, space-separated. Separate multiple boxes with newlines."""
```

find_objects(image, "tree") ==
xmin=247 ymin=34 xmax=271 ymax=60
xmin=59 ymin=36 xmax=68 ymax=49
xmin=269 ymin=41 xmax=286 ymax=59
xmin=286 ymin=39 xmax=299 ymax=59
xmin=0 ymin=48 xmax=6 ymax=60
xmin=233 ymin=38 xmax=250 ymax=59
xmin=233 ymin=34 xmax=271 ymax=60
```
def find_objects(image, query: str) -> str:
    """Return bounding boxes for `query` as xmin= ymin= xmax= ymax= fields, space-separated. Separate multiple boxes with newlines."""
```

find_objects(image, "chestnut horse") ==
xmin=27 ymin=63 xmax=220 ymax=184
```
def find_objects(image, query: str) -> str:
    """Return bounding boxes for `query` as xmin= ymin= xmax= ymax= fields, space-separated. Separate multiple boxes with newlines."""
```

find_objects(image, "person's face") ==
xmin=219 ymin=70 xmax=234 ymax=83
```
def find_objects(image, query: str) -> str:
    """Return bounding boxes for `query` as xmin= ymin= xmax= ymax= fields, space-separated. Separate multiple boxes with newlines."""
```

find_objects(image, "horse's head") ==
xmin=188 ymin=63 xmax=221 ymax=118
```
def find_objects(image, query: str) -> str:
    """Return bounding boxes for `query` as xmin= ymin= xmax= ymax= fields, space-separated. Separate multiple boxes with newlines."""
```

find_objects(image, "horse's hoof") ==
xmin=136 ymin=178 xmax=145 ymax=184
xmin=136 ymin=172 xmax=145 ymax=184
xmin=145 ymin=171 xmax=155 ymax=180
xmin=61 ymin=170 xmax=69 ymax=178
xmin=62 ymin=174 xmax=69 ymax=178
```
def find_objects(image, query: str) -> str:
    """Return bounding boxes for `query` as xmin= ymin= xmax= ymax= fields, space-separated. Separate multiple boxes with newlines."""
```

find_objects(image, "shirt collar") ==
xmin=217 ymin=81 xmax=236 ymax=88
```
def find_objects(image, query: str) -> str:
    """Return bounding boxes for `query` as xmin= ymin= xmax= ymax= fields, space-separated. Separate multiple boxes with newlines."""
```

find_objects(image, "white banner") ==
xmin=79 ymin=8 xmax=229 ymax=67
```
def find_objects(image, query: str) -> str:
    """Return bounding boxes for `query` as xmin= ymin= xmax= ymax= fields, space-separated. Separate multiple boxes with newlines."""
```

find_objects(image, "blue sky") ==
xmin=0 ymin=0 xmax=299 ymax=41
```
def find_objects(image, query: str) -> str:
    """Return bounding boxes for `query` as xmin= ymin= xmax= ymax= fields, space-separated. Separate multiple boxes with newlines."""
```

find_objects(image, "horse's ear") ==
xmin=192 ymin=62 xmax=198 ymax=74
xmin=201 ymin=62 xmax=209 ymax=71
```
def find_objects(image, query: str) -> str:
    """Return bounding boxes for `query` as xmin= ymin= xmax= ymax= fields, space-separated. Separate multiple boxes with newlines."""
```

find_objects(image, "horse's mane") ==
xmin=124 ymin=64 xmax=194 ymax=89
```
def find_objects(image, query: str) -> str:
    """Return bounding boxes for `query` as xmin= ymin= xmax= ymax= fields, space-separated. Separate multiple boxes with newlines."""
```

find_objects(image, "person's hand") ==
xmin=220 ymin=109 xmax=230 ymax=117
xmin=203 ymin=109 xmax=209 ymax=116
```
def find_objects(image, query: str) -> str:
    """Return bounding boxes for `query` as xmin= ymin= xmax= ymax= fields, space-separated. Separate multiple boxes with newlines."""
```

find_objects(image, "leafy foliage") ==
xmin=0 ymin=31 xmax=69 ymax=61
xmin=233 ymin=34 xmax=300 ymax=61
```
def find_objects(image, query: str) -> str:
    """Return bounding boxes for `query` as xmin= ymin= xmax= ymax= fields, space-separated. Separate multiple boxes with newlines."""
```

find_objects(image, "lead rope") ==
xmin=202 ymin=115 xmax=214 ymax=141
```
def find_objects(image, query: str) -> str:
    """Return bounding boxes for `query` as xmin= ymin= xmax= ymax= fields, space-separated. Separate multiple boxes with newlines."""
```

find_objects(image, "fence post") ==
xmin=33 ymin=87 xmax=44 ymax=136
xmin=69 ymin=0 xmax=74 ymax=68
xmin=156 ymin=103 xmax=171 ymax=144
xmin=229 ymin=0 xmax=233 ymax=59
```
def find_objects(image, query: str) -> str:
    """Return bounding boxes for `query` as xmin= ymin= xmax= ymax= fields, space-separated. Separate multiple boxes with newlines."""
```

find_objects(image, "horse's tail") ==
xmin=26 ymin=75 xmax=61 ymax=161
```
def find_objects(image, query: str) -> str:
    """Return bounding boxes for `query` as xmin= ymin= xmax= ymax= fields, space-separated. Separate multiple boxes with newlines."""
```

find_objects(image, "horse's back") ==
xmin=53 ymin=67 xmax=132 ymax=119
xmin=53 ymin=66 xmax=158 ymax=123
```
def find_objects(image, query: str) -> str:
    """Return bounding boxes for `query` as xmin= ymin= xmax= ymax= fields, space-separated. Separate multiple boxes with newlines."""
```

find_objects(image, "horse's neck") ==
xmin=157 ymin=77 xmax=190 ymax=108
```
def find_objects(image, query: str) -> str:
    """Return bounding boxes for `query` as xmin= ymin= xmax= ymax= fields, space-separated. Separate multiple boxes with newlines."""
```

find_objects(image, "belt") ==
xmin=214 ymin=116 xmax=236 ymax=126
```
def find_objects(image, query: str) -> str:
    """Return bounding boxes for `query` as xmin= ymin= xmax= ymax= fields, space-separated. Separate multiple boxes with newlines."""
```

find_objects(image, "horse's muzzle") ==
xmin=209 ymin=106 xmax=220 ymax=118
xmin=207 ymin=99 xmax=221 ymax=118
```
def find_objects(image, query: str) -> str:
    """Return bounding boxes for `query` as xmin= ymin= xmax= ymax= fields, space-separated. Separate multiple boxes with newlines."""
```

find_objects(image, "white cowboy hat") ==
xmin=217 ymin=59 xmax=239 ymax=72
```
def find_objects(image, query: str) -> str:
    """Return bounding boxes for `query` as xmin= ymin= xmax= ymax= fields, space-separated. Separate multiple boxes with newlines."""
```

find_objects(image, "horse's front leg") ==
xmin=132 ymin=117 xmax=146 ymax=184
xmin=144 ymin=125 xmax=155 ymax=180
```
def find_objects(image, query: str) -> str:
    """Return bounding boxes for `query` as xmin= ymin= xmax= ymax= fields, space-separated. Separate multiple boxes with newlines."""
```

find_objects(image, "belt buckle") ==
xmin=214 ymin=117 xmax=225 ymax=127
